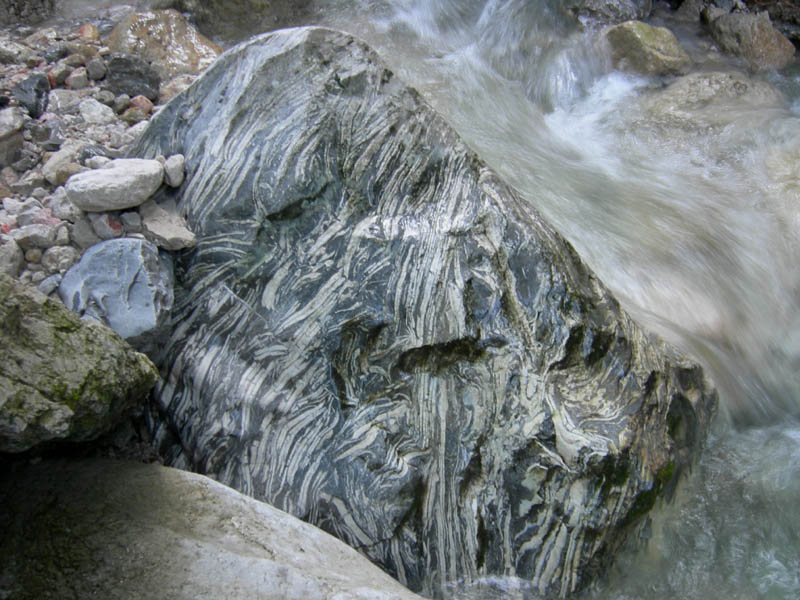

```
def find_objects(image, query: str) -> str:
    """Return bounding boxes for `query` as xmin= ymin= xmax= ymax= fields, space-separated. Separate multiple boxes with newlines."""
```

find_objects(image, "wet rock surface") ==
xmin=606 ymin=19 xmax=692 ymax=75
xmin=0 ymin=272 xmax=158 ymax=453
xmin=134 ymin=26 xmax=717 ymax=598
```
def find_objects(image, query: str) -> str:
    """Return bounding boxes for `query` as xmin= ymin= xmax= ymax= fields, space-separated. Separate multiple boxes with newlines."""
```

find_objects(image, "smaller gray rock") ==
xmin=95 ymin=89 xmax=116 ymax=107
xmin=707 ymin=10 xmax=795 ymax=71
xmin=59 ymin=238 xmax=174 ymax=354
xmin=89 ymin=212 xmax=125 ymax=239
xmin=66 ymin=158 xmax=164 ymax=212
xmin=10 ymin=170 xmax=46 ymax=196
xmin=163 ymin=154 xmax=185 ymax=187
xmin=120 ymin=210 xmax=142 ymax=232
xmin=79 ymin=98 xmax=117 ymax=125
xmin=41 ymin=245 xmax=79 ymax=274
xmin=46 ymin=187 xmax=81 ymax=222
xmin=85 ymin=156 xmax=112 ymax=169
xmin=104 ymin=54 xmax=161 ymax=102
xmin=0 ymin=108 xmax=24 ymax=168
xmin=47 ymin=89 xmax=92 ymax=114
xmin=113 ymin=93 xmax=131 ymax=114
xmin=65 ymin=67 xmax=89 ymax=90
xmin=0 ymin=235 xmax=24 ymax=277
xmin=24 ymin=247 xmax=42 ymax=263
xmin=37 ymin=272 xmax=62 ymax=295
xmin=69 ymin=214 xmax=101 ymax=249
xmin=86 ymin=58 xmax=107 ymax=81
xmin=48 ymin=62 xmax=73 ymax=86
xmin=140 ymin=198 xmax=196 ymax=250
xmin=12 ymin=72 xmax=50 ymax=119
xmin=3 ymin=197 xmax=41 ymax=215
xmin=8 ymin=223 xmax=58 ymax=249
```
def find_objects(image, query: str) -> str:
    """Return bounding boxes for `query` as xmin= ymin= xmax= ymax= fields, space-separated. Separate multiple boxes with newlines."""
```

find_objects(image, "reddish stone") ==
xmin=129 ymin=95 xmax=154 ymax=114
xmin=46 ymin=71 xmax=57 ymax=89
xmin=31 ymin=208 xmax=62 ymax=227
xmin=78 ymin=24 xmax=100 ymax=43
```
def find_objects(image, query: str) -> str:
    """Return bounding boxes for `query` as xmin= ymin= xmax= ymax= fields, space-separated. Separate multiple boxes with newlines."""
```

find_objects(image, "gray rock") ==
xmin=0 ymin=235 xmax=24 ymax=277
xmin=65 ymin=66 xmax=90 ymax=90
xmin=42 ymin=141 xmax=84 ymax=186
xmin=95 ymin=89 xmax=115 ymax=107
xmin=133 ymin=27 xmax=717 ymax=598
xmin=59 ymin=238 xmax=174 ymax=355
xmin=24 ymin=247 xmax=42 ymax=263
xmin=565 ymin=0 xmax=652 ymax=24
xmin=65 ymin=158 xmax=164 ymax=212
xmin=605 ymin=20 xmax=691 ymax=75
xmin=69 ymin=214 xmax=101 ymax=249
xmin=85 ymin=155 xmax=112 ymax=169
xmin=164 ymin=153 xmax=185 ymax=187
xmin=104 ymin=53 xmax=161 ymax=102
xmin=41 ymin=245 xmax=79 ymax=274
xmin=113 ymin=93 xmax=131 ymax=114
xmin=707 ymin=10 xmax=796 ymax=71
xmin=86 ymin=57 xmax=108 ymax=81
xmin=0 ymin=459 xmax=425 ymax=600
xmin=120 ymin=210 xmax=142 ymax=232
xmin=89 ymin=211 xmax=125 ymax=239
xmin=48 ymin=61 xmax=73 ymax=86
xmin=8 ymin=223 xmax=57 ymax=249
xmin=47 ymin=88 xmax=93 ymax=114
xmin=3 ymin=196 xmax=41 ymax=215
xmin=79 ymin=97 xmax=117 ymax=125
xmin=0 ymin=107 xmax=24 ymax=168
xmin=0 ymin=0 xmax=57 ymax=26
xmin=37 ymin=271 xmax=61 ymax=295
xmin=0 ymin=38 xmax=40 ymax=64
xmin=12 ymin=72 xmax=50 ymax=119
xmin=46 ymin=186 xmax=81 ymax=222
xmin=9 ymin=169 xmax=46 ymax=196
xmin=0 ymin=273 xmax=158 ymax=453
xmin=140 ymin=198 xmax=195 ymax=250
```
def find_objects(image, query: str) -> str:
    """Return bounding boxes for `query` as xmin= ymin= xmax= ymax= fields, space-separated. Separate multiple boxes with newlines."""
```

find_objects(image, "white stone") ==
xmin=41 ymin=246 xmax=80 ymax=274
xmin=65 ymin=159 xmax=164 ymax=212
xmin=139 ymin=198 xmax=196 ymax=250
xmin=79 ymin=98 xmax=117 ymax=125
xmin=164 ymin=154 xmax=185 ymax=188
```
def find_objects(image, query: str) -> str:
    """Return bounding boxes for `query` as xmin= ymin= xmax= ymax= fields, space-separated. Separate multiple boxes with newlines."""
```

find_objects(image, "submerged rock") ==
xmin=0 ymin=273 xmax=158 ymax=453
xmin=133 ymin=27 xmax=716 ymax=598
xmin=0 ymin=459 xmax=425 ymax=600
xmin=605 ymin=20 xmax=691 ymax=75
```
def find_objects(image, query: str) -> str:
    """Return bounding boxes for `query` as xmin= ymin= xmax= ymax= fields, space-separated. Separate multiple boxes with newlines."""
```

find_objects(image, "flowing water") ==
xmin=47 ymin=1 xmax=800 ymax=597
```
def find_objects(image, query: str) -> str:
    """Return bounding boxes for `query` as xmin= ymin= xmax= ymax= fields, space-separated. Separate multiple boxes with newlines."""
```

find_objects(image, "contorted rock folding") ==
xmin=133 ymin=27 xmax=717 ymax=598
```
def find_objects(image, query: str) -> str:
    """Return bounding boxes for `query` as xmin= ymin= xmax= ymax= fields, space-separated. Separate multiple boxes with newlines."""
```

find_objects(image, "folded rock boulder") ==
xmin=133 ymin=27 xmax=717 ymax=598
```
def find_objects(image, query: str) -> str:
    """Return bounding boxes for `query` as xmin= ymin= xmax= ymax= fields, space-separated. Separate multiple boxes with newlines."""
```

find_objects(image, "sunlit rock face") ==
xmin=133 ymin=27 xmax=716 ymax=599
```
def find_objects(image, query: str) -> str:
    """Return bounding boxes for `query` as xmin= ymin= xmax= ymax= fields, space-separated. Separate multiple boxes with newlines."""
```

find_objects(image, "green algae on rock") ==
xmin=0 ymin=273 xmax=158 ymax=453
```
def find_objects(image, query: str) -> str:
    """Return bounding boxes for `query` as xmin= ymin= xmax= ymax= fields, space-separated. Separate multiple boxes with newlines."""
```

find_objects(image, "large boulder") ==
xmin=132 ymin=27 xmax=717 ymax=598
xmin=0 ymin=273 xmax=158 ymax=454
xmin=106 ymin=10 xmax=222 ymax=81
xmin=65 ymin=158 xmax=164 ymax=212
xmin=706 ymin=10 xmax=795 ymax=71
xmin=59 ymin=238 xmax=174 ymax=356
xmin=0 ymin=459 xmax=425 ymax=600
xmin=605 ymin=20 xmax=691 ymax=75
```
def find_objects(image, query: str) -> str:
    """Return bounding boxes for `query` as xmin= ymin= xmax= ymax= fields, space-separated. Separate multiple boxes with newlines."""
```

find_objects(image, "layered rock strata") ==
xmin=133 ymin=27 xmax=717 ymax=598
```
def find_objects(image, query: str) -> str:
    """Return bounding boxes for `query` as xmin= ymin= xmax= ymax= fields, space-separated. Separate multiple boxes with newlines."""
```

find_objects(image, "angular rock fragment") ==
xmin=59 ymin=238 xmax=174 ymax=355
xmin=0 ymin=108 xmax=24 ymax=168
xmin=0 ymin=273 xmax=158 ymax=453
xmin=12 ymin=72 xmax=51 ymax=119
xmin=103 ymin=53 xmax=161 ymax=102
xmin=133 ymin=27 xmax=717 ymax=598
xmin=140 ymin=198 xmax=195 ymax=250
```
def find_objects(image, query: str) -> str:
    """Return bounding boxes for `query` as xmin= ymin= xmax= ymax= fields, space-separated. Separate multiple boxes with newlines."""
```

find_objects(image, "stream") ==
xmin=50 ymin=0 xmax=800 ymax=597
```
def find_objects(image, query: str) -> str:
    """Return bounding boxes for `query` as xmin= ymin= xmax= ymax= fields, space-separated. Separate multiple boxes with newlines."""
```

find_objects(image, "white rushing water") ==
xmin=49 ymin=0 xmax=800 ymax=597
xmin=312 ymin=1 xmax=800 ymax=598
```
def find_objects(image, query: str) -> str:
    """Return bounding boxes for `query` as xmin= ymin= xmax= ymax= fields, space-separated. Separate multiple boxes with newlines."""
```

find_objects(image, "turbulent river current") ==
xmin=53 ymin=0 xmax=800 ymax=597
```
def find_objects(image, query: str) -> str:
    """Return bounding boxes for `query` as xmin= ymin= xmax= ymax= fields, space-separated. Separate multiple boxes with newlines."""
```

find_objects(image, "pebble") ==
xmin=164 ymin=154 xmax=185 ymax=188
xmin=65 ymin=67 xmax=89 ymax=90
xmin=89 ymin=212 xmax=124 ymax=239
xmin=79 ymin=97 xmax=116 ymax=125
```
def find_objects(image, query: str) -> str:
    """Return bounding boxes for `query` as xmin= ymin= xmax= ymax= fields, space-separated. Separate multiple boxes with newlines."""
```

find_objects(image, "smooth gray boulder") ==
xmin=65 ymin=158 xmax=164 ymax=212
xmin=59 ymin=238 xmax=174 ymax=356
xmin=132 ymin=27 xmax=717 ymax=598
xmin=0 ymin=274 xmax=158 ymax=453
xmin=0 ymin=459 xmax=425 ymax=600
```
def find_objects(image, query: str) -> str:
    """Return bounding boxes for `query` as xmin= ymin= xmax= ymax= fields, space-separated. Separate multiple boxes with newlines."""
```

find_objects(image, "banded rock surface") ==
xmin=133 ymin=27 xmax=717 ymax=598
